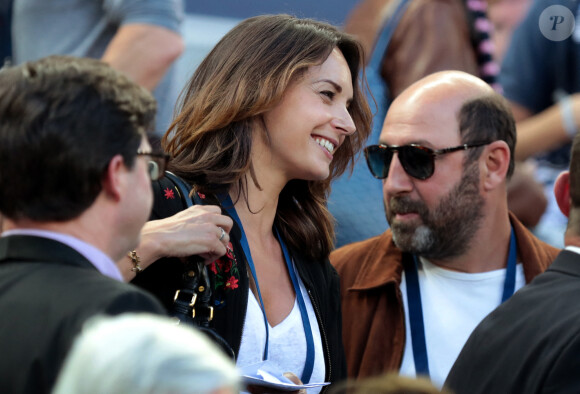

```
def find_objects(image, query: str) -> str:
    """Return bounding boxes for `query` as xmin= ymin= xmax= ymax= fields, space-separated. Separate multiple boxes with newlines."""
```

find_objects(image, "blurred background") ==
xmin=176 ymin=0 xmax=358 ymax=94
xmin=186 ymin=0 xmax=355 ymax=25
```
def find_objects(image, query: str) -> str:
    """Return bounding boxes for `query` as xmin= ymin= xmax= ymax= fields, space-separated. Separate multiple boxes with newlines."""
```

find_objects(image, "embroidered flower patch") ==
xmin=197 ymin=192 xmax=240 ymax=308
xmin=209 ymin=242 xmax=240 ymax=309
xmin=164 ymin=188 xmax=175 ymax=199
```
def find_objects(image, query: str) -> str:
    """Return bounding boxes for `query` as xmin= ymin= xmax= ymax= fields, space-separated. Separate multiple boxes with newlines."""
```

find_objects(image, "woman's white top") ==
xmin=399 ymin=257 xmax=525 ymax=388
xmin=237 ymin=266 xmax=325 ymax=393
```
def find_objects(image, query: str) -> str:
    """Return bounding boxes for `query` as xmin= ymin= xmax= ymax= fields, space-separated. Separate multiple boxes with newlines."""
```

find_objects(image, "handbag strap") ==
xmin=165 ymin=171 xmax=200 ymax=207
xmin=151 ymin=171 xmax=235 ymax=359
xmin=163 ymin=171 xmax=213 ymax=327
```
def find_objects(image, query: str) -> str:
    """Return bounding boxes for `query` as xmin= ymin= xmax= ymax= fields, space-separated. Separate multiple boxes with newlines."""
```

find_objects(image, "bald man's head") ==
xmin=383 ymin=71 xmax=516 ymax=177
xmin=393 ymin=71 xmax=494 ymax=114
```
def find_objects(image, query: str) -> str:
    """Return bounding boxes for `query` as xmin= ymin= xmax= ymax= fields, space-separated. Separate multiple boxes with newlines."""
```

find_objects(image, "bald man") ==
xmin=330 ymin=71 xmax=559 ymax=386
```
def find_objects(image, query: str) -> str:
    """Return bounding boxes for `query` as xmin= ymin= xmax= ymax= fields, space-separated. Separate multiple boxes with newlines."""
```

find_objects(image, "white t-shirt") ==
xmin=399 ymin=257 xmax=526 ymax=388
xmin=237 ymin=270 xmax=325 ymax=393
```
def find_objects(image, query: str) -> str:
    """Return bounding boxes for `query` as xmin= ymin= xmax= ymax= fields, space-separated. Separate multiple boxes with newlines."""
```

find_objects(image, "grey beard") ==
xmin=388 ymin=162 xmax=484 ymax=260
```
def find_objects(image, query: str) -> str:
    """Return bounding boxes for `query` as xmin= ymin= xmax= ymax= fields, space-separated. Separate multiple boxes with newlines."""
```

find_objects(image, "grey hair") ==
xmin=52 ymin=314 xmax=240 ymax=394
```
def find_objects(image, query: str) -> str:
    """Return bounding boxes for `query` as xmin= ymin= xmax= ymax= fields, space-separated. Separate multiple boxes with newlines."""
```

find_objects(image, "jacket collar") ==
xmin=509 ymin=212 xmax=560 ymax=282
xmin=349 ymin=231 xmax=404 ymax=291
xmin=0 ymin=235 xmax=96 ymax=271
xmin=548 ymin=249 xmax=580 ymax=277
xmin=348 ymin=212 xmax=559 ymax=291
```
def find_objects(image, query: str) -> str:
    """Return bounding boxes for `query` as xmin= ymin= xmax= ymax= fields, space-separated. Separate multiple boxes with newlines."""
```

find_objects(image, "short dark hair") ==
xmin=457 ymin=94 xmax=516 ymax=178
xmin=0 ymin=55 xmax=156 ymax=221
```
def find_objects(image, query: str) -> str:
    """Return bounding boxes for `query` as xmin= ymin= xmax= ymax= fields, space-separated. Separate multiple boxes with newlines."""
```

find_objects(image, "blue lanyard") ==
xmin=403 ymin=227 xmax=517 ymax=377
xmin=221 ymin=195 xmax=315 ymax=383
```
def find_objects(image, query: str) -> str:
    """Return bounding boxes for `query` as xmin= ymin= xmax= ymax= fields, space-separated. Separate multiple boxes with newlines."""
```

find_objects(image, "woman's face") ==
xmin=257 ymin=47 xmax=356 ymax=185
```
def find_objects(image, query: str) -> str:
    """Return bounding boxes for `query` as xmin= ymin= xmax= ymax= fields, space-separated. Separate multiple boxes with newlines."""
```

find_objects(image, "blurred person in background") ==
xmin=53 ymin=313 xmax=240 ymax=394
xmin=498 ymin=0 xmax=580 ymax=248
xmin=11 ymin=0 xmax=185 ymax=141
xmin=487 ymin=0 xmax=533 ymax=63
xmin=330 ymin=373 xmax=452 ymax=394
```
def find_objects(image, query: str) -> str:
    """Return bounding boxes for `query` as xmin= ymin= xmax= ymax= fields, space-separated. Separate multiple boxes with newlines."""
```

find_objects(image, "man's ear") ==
xmin=554 ymin=171 xmax=571 ymax=218
xmin=481 ymin=140 xmax=510 ymax=191
xmin=101 ymin=155 xmax=126 ymax=202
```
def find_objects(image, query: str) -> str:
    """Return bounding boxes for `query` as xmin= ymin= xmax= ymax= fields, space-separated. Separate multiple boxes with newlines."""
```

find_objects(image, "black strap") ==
xmin=165 ymin=171 xmax=194 ymax=207
xmin=171 ymin=259 xmax=214 ymax=327
xmin=162 ymin=171 xmax=235 ymax=359
xmin=403 ymin=254 xmax=430 ymax=376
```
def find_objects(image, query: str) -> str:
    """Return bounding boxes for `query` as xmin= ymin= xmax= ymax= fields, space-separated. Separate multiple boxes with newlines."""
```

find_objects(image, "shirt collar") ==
xmin=565 ymin=245 xmax=580 ymax=256
xmin=1 ymin=229 xmax=123 ymax=281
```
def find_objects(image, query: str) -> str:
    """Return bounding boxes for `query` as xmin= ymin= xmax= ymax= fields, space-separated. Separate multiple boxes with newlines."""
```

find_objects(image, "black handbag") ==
xmin=164 ymin=171 xmax=235 ymax=360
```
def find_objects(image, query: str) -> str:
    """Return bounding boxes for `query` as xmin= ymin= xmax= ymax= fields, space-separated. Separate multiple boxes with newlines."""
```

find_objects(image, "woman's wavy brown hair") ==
xmin=163 ymin=14 xmax=372 ymax=261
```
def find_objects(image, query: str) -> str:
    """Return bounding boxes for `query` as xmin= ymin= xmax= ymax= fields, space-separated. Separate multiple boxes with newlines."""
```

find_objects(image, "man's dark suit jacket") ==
xmin=446 ymin=250 xmax=580 ymax=394
xmin=0 ymin=235 xmax=166 ymax=394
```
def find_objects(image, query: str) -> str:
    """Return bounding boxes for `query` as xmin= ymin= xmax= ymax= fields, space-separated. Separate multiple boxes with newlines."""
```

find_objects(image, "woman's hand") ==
xmin=119 ymin=205 xmax=233 ymax=281
xmin=246 ymin=372 xmax=307 ymax=394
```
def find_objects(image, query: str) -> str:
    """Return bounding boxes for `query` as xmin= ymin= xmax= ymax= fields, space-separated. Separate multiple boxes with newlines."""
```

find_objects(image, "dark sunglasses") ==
xmin=364 ymin=142 xmax=490 ymax=180
xmin=136 ymin=151 xmax=170 ymax=181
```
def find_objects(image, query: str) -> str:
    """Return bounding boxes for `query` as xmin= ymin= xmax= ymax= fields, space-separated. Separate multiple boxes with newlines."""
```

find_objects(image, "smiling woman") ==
xmin=259 ymin=47 xmax=357 ymax=182
xmin=131 ymin=14 xmax=372 ymax=393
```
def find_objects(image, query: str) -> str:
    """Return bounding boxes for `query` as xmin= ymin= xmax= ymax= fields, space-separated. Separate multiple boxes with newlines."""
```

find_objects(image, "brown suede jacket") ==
xmin=344 ymin=0 xmax=478 ymax=99
xmin=330 ymin=213 xmax=560 ymax=379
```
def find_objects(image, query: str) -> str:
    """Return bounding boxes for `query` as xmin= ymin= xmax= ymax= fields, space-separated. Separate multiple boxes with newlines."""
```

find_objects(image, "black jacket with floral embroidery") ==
xmin=131 ymin=176 xmax=346 ymax=388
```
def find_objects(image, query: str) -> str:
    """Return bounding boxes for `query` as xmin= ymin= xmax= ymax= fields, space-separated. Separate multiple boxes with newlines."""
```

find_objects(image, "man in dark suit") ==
xmin=446 ymin=132 xmax=580 ymax=393
xmin=0 ymin=55 xmax=167 ymax=394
